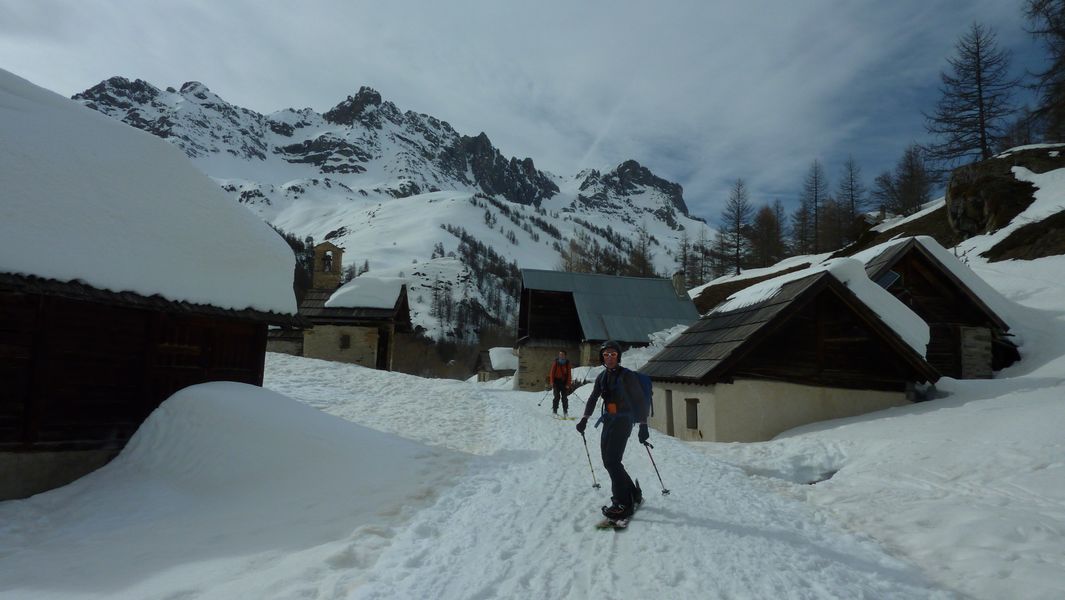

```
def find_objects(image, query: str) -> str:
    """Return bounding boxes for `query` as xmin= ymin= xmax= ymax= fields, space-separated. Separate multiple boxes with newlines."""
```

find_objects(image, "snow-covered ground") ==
xmin=2 ymin=251 xmax=1064 ymax=599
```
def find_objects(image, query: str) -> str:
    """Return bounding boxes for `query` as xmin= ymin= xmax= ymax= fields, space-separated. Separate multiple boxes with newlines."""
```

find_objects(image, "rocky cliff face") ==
xmin=948 ymin=145 xmax=1065 ymax=261
xmin=576 ymin=160 xmax=690 ymax=228
xmin=74 ymin=78 xmax=564 ymax=206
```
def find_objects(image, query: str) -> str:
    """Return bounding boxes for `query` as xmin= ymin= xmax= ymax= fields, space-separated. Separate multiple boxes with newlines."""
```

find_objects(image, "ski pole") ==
xmin=537 ymin=387 xmax=551 ymax=407
xmin=569 ymin=387 xmax=583 ymax=404
xmin=580 ymin=432 xmax=601 ymax=489
xmin=643 ymin=442 xmax=670 ymax=495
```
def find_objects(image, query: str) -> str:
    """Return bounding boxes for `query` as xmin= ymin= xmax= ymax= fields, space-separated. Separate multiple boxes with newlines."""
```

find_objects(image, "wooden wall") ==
xmin=734 ymin=292 xmax=914 ymax=392
xmin=0 ymin=290 xmax=267 ymax=452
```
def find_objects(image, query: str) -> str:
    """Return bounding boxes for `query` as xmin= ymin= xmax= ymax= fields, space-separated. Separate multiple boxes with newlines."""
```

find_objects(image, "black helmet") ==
xmin=599 ymin=340 xmax=622 ymax=363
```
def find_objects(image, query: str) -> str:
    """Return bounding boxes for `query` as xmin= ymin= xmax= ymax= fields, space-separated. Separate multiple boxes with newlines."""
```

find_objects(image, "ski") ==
xmin=595 ymin=501 xmax=640 ymax=530
xmin=595 ymin=517 xmax=630 ymax=530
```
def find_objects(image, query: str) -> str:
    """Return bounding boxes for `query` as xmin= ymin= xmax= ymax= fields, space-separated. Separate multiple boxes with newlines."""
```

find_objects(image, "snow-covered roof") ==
xmin=0 ymin=69 xmax=297 ymax=316
xmin=687 ymin=253 xmax=831 ymax=300
xmin=714 ymin=258 xmax=930 ymax=357
xmin=325 ymin=276 xmax=406 ymax=309
xmin=488 ymin=347 xmax=518 ymax=371
xmin=849 ymin=235 xmax=1015 ymax=329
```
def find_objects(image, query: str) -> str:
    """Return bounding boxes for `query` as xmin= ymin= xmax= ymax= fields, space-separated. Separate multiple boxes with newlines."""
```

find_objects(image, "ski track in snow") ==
xmin=264 ymin=354 xmax=954 ymax=599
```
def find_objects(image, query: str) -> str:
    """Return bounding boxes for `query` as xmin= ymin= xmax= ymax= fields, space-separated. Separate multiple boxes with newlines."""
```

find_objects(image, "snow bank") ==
xmin=0 ymin=382 xmax=465 ymax=599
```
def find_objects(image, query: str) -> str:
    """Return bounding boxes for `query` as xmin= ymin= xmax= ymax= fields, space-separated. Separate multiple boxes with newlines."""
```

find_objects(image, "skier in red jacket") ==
xmin=547 ymin=350 xmax=573 ymax=417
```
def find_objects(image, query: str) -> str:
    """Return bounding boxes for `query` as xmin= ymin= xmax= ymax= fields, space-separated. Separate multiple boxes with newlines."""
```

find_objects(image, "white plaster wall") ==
xmin=651 ymin=379 xmax=909 ymax=443
xmin=649 ymin=382 xmax=716 ymax=442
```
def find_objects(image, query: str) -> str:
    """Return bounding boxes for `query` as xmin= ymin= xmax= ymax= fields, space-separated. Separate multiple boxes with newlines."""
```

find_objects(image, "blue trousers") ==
xmin=600 ymin=416 xmax=637 ymax=506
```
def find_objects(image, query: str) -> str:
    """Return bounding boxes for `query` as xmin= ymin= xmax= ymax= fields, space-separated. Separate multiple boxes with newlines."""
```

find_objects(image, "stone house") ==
xmin=268 ymin=243 xmax=413 ymax=370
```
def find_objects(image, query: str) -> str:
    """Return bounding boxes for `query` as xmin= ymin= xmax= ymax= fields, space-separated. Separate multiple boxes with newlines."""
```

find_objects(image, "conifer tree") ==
xmin=675 ymin=230 xmax=693 ymax=286
xmin=790 ymin=200 xmax=813 ymax=256
xmin=800 ymin=160 xmax=829 ymax=253
xmin=873 ymin=144 xmax=936 ymax=217
xmin=1025 ymin=1 xmax=1065 ymax=140
xmin=924 ymin=22 xmax=1018 ymax=167
xmin=627 ymin=224 xmax=657 ymax=277
xmin=721 ymin=179 xmax=753 ymax=275
xmin=835 ymin=157 xmax=869 ymax=244
xmin=693 ymin=227 xmax=712 ymax=286
xmin=748 ymin=203 xmax=787 ymax=268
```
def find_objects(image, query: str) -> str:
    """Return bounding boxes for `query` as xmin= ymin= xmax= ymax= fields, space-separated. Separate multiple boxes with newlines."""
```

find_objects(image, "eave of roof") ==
xmin=1 ymin=272 xmax=307 ymax=327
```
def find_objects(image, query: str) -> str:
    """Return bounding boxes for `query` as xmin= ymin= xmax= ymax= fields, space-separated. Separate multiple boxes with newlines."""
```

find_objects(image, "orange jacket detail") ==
xmin=548 ymin=359 xmax=572 ymax=386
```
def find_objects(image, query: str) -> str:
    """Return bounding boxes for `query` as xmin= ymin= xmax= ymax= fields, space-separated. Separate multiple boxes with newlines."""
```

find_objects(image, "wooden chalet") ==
xmin=0 ymin=68 xmax=301 ymax=499
xmin=1 ymin=275 xmax=302 ymax=498
xmin=853 ymin=236 xmax=1019 ymax=378
xmin=515 ymin=270 xmax=699 ymax=391
xmin=688 ymin=236 xmax=1018 ymax=380
xmin=642 ymin=265 xmax=939 ymax=443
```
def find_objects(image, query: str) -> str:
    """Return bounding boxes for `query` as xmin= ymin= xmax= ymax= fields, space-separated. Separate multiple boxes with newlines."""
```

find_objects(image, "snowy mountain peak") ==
xmin=74 ymin=76 xmax=715 ymax=340
xmin=575 ymin=159 xmax=692 ymax=229
xmin=323 ymin=86 xmax=400 ymax=129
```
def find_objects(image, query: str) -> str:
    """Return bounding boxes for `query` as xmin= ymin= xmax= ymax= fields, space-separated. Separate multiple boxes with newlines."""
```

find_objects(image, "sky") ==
xmin=0 ymin=0 xmax=1047 ymax=222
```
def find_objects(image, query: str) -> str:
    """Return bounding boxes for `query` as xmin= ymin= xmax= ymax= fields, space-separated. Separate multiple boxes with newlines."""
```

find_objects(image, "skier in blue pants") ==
xmin=576 ymin=340 xmax=649 ymax=520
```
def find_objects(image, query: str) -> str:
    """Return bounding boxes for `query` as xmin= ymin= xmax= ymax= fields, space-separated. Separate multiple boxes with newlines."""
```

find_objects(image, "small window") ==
xmin=685 ymin=398 xmax=699 ymax=429
xmin=875 ymin=270 xmax=901 ymax=290
xmin=340 ymin=334 xmax=351 ymax=349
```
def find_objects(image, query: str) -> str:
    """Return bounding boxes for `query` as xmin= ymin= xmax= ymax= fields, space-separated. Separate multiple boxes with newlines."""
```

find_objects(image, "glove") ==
xmin=638 ymin=424 xmax=650 ymax=445
xmin=576 ymin=417 xmax=588 ymax=434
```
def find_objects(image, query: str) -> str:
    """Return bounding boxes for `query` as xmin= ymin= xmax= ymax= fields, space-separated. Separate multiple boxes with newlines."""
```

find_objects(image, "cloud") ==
xmin=0 ymin=0 xmax=1037 ymax=221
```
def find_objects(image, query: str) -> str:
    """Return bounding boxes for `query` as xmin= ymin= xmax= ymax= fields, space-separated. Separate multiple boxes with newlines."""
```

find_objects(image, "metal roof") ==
xmin=521 ymin=269 xmax=699 ymax=343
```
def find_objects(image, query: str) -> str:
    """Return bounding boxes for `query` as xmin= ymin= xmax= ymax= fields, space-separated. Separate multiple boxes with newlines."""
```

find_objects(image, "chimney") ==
xmin=671 ymin=272 xmax=687 ymax=299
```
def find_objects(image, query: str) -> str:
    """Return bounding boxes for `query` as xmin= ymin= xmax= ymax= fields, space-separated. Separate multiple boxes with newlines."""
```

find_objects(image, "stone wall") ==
xmin=516 ymin=341 xmax=580 ymax=391
xmin=1 ymin=449 xmax=119 ymax=500
xmin=266 ymin=328 xmax=303 ymax=356
xmin=959 ymin=325 xmax=993 ymax=379
xmin=303 ymin=324 xmax=379 ymax=367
